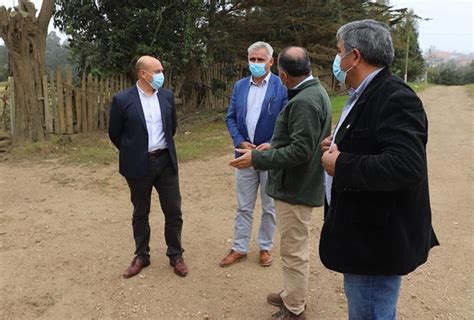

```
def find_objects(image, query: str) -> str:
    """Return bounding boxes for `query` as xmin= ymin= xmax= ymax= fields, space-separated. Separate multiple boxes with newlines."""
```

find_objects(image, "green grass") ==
xmin=465 ymin=84 xmax=474 ymax=98
xmin=11 ymin=113 xmax=232 ymax=164
xmin=330 ymin=94 xmax=347 ymax=124
xmin=175 ymin=116 xmax=231 ymax=161
xmin=407 ymin=82 xmax=432 ymax=92
xmin=11 ymin=133 xmax=117 ymax=165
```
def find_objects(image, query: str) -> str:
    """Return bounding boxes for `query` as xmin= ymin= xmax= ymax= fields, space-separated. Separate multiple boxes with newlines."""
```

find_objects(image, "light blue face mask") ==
xmin=146 ymin=71 xmax=165 ymax=90
xmin=332 ymin=50 xmax=354 ymax=84
xmin=249 ymin=62 xmax=267 ymax=78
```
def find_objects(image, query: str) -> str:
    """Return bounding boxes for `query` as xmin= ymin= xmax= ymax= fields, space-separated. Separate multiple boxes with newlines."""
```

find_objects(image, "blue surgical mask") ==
xmin=249 ymin=62 xmax=267 ymax=78
xmin=146 ymin=72 xmax=165 ymax=90
xmin=332 ymin=51 xmax=354 ymax=84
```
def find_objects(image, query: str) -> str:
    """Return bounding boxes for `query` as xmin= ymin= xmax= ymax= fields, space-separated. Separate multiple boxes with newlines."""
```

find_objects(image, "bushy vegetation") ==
xmin=428 ymin=60 xmax=474 ymax=86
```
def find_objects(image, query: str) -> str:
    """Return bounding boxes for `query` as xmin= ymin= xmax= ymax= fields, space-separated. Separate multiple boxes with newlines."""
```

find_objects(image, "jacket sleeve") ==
xmin=252 ymin=102 xmax=320 ymax=170
xmin=262 ymin=87 xmax=288 ymax=144
xmin=108 ymin=95 xmax=123 ymax=150
xmin=334 ymin=89 xmax=428 ymax=191
xmin=170 ymin=91 xmax=177 ymax=136
xmin=225 ymin=83 xmax=246 ymax=147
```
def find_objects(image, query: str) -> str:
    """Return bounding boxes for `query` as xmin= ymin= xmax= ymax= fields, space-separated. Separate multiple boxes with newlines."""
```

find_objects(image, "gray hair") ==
xmin=247 ymin=41 xmax=274 ymax=59
xmin=336 ymin=19 xmax=394 ymax=67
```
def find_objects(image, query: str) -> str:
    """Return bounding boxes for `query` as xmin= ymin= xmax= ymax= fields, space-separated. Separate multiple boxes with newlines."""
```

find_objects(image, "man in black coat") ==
xmin=109 ymin=55 xmax=187 ymax=278
xmin=321 ymin=20 xmax=439 ymax=319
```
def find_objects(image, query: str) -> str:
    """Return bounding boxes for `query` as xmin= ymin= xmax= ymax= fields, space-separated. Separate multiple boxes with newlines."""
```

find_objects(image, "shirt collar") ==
xmin=348 ymin=67 xmax=384 ymax=100
xmin=249 ymin=71 xmax=272 ymax=87
xmin=294 ymin=75 xmax=314 ymax=89
xmin=136 ymin=81 xmax=157 ymax=96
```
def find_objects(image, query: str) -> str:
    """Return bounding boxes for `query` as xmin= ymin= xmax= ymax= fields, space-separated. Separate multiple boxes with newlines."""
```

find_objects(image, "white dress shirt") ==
xmin=324 ymin=68 xmax=384 ymax=205
xmin=246 ymin=72 xmax=272 ymax=144
xmin=294 ymin=74 xmax=314 ymax=89
xmin=136 ymin=82 xmax=168 ymax=152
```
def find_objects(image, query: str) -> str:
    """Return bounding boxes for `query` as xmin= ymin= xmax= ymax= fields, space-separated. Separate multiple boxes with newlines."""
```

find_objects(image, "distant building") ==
xmin=425 ymin=49 xmax=474 ymax=67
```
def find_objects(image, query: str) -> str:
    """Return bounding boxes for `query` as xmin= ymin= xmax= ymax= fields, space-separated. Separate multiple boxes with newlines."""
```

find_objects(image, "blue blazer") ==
xmin=226 ymin=73 xmax=287 ymax=156
xmin=108 ymin=85 xmax=178 ymax=179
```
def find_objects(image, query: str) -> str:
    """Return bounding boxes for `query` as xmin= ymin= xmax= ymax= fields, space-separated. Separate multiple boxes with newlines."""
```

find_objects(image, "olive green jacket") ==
xmin=252 ymin=78 xmax=332 ymax=207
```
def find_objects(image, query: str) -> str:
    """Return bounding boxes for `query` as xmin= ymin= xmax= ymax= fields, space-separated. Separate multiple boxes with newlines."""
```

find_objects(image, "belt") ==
xmin=148 ymin=148 xmax=168 ymax=159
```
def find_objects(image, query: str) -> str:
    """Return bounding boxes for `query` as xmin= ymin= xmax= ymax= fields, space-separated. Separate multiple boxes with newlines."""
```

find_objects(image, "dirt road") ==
xmin=0 ymin=85 xmax=472 ymax=319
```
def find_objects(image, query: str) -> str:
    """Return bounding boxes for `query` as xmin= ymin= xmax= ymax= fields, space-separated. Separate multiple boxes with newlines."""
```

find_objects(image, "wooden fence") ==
xmin=43 ymin=67 xmax=131 ymax=135
xmin=5 ymin=62 xmax=249 ymax=137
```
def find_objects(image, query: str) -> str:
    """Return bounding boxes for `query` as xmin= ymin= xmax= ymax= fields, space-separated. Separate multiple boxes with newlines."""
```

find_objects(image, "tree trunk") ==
xmin=0 ymin=0 xmax=54 ymax=142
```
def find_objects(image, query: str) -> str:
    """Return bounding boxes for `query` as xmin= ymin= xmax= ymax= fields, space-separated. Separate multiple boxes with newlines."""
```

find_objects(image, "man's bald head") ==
xmin=277 ymin=46 xmax=312 ymax=77
xmin=135 ymin=55 xmax=162 ymax=76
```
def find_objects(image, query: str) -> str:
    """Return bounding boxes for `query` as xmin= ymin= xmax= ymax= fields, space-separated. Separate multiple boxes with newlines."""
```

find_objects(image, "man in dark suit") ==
xmin=109 ymin=55 xmax=187 ymax=278
xmin=320 ymin=20 xmax=439 ymax=319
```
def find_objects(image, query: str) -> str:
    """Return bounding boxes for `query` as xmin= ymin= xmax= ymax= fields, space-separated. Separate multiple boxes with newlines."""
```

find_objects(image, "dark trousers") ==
xmin=125 ymin=151 xmax=184 ymax=260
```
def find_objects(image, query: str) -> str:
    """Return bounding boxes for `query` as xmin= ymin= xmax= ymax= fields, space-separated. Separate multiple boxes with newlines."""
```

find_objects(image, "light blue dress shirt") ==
xmin=246 ymin=72 xmax=271 ymax=144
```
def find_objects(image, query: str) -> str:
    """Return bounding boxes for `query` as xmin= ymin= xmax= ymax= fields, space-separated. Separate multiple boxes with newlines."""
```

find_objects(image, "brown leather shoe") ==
xmin=170 ymin=256 xmax=188 ymax=277
xmin=271 ymin=306 xmax=306 ymax=320
xmin=260 ymin=250 xmax=273 ymax=267
xmin=219 ymin=250 xmax=247 ymax=267
xmin=267 ymin=291 xmax=284 ymax=307
xmin=123 ymin=256 xmax=150 ymax=278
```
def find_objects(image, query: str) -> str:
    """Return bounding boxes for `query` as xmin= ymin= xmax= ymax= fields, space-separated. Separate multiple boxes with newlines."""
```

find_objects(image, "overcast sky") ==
xmin=1 ymin=0 xmax=473 ymax=54
xmin=390 ymin=0 xmax=473 ymax=54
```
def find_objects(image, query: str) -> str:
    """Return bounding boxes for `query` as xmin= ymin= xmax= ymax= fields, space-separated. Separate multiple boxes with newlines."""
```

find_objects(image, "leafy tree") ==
xmin=45 ymin=31 xmax=73 ymax=74
xmin=54 ymin=0 xmax=205 ymax=77
xmin=54 ymin=0 xmax=426 ymax=106
xmin=390 ymin=10 xmax=425 ymax=81
xmin=428 ymin=60 xmax=474 ymax=85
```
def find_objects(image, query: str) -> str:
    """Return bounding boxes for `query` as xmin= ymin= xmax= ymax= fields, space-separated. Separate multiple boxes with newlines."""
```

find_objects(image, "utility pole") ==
xmin=404 ymin=31 xmax=409 ymax=83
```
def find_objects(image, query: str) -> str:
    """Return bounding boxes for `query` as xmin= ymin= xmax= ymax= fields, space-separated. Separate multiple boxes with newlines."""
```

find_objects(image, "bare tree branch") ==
xmin=38 ymin=0 xmax=54 ymax=33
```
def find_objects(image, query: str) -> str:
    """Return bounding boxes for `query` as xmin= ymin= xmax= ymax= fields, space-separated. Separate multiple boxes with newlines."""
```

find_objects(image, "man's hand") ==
xmin=239 ymin=141 xmax=256 ymax=150
xmin=229 ymin=149 xmax=253 ymax=169
xmin=321 ymin=135 xmax=333 ymax=153
xmin=321 ymin=143 xmax=340 ymax=176
xmin=256 ymin=143 xmax=271 ymax=151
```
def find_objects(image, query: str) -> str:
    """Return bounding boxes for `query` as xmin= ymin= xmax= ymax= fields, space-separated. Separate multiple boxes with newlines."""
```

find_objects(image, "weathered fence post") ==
xmin=49 ymin=71 xmax=58 ymax=134
xmin=56 ymin=67 xmax=65 ymax=134
xmin=74 ymin=88 xmax=81 ymax=133
xmin=87 ymin=74 xmax=94 ymax=131
xmin=65 ymin=67 xmax=74 ymax=134
xmin=8 ymin=76 xmax=15 ymax=139
xmin=42 ymin=75 xmax=53 ymax=133
xmin=98 ymin=77 xmax=105 ymax=130
xmin=81 ymin=73 xmax=87 ymax=132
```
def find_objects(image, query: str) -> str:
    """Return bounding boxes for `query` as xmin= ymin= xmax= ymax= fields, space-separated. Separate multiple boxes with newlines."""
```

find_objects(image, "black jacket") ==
xmin=319 ymin=68 xmax=439 ymax=275
xmin=108 ymin=85 xmax=178 ymax=179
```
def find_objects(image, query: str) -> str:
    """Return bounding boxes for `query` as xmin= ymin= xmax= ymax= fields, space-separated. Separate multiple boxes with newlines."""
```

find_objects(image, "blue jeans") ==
xmin=233 ymin=167 xmax=276 ymax=253
xmin=344 ymin=274 xmax=401 ymax=320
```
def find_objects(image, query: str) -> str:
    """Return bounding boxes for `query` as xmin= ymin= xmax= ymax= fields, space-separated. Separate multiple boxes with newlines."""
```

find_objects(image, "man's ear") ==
xmin=267 ymin=57 xmax=274 ymax=68
xmin=353 ymin=48 xmax=362 ymax=65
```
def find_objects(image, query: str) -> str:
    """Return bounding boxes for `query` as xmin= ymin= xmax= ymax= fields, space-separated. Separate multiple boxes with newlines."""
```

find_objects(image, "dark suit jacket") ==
xmin=319 ymin=68 xmax=439 ymax=276
xmin=108 ymin=85 xmax=178 ymax=179
xmin=225 ymin=73 xmax=287 ymax=157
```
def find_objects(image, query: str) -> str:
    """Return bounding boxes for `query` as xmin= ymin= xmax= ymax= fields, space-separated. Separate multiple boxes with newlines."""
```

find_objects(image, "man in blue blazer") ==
xmin=220 ymin=42 xmax=288 ymax=267
xmin=109 ymin=55 xmax=188 ymax=278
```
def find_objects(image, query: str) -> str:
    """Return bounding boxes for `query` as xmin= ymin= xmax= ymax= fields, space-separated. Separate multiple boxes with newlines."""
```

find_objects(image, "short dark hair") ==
xmin=277 ymin=47 xmax=312 ymax=77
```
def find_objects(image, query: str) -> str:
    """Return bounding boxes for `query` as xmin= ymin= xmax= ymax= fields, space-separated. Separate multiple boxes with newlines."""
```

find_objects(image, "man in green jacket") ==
xmin=230 ymin=46 xmax=331 ymax=320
